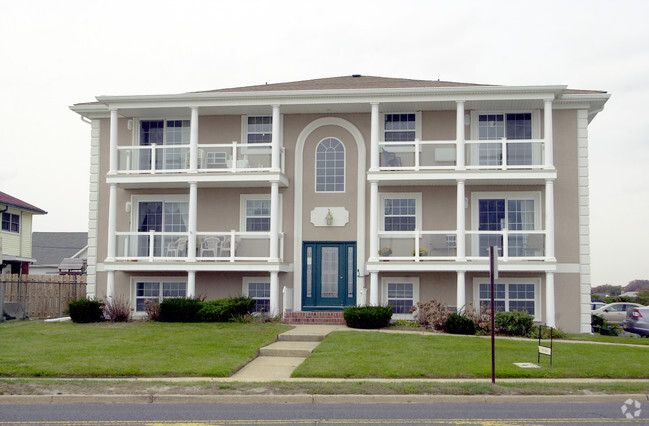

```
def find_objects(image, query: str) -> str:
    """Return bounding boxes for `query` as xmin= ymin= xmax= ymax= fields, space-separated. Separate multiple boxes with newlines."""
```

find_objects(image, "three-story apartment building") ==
xmin=71 ymin=75 xmax=609 ymax=333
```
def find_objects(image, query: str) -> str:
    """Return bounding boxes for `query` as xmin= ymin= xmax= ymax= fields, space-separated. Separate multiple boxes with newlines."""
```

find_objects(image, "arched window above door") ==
xmin=315 ymin=137 xmax=345 ymax=192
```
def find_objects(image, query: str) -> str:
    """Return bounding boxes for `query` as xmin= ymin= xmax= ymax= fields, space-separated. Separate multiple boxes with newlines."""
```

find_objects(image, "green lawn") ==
xmin=292 ymin=331 xmax=649 ymax=379
xmin=0 ymin=321 xmax=290 ymax=377
xmin=564 ymin=333 xmax=649 ymax=345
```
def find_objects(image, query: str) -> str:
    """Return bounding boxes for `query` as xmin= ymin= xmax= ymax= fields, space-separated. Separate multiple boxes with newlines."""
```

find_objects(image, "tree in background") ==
xmin=625 ymin=280 xmax=649 ymax=292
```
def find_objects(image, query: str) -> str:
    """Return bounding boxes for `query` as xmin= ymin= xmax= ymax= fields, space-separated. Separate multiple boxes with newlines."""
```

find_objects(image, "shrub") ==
xmin=159 ymin=297 xmax=202 ymax=322
xmin=68 ymin=298 xmax=103 ymax=323
xmin=102 ymin=296 xmax=132 ymax=322
xmin=526 ymin=325 xmax=567 ymax=339
xmin=343 ymin=306 xmax=393 ymax=329
xmin=144 ymin=299 xmax=160 ymax=321
xmin=495 ymin=311 xmax=534 ymax=336
xmin=463 ymin=303 xmax=492 ymax=333
xmin=591 ymin=314 xmax=606 ymax=329
xmin=444 ymin=313 xmax=477 ymax=335
xmin=197 ymin=296 xmax=255 ymax=322
xmin=411 ymin=300 xmax=453 ymax=330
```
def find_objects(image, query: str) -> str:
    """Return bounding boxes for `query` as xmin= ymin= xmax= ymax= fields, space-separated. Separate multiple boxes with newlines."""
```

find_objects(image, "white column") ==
xmin=546 ymin=272 xmax=555 ymax=328
xmin=369 ymin=181 xmax=379 ymax=261
xmin=545 ymin=179 xmax=555 ymax=261
xmin=456 ymin=101 xmax=465 ymax=170
xmin=271 ymin=105 xmax=281 ymax=171
xmin=456 ymin=180 xmax=466 ymax=260
xmin=456 ymin=271 xmax=466 ymax=313
xmin=270 ymin=271 xmax=279 ymax=316
xmin=188 ymin=182 xmax=197 ymax=261
xmin=370 ymin=102 xmax=380 ymax=171
xmin=109 ymin=108 xmax=118 ymax=174
xmin=544 ymin=100 xmax=554 ymax=169
xmin=106 ymin=271 xmax=115 ymax=299
xmin=270 ymin=182 xmax=279 ymax=262
xmin=189 ymin=107 xmax=199 ymax=172
xmin=370 ymin=272 xmax=379 ymax=306
xmin=106 ymin=184 xmax=117 ymax=261
xmin=187 ymin=271 xmax=196 ymax=298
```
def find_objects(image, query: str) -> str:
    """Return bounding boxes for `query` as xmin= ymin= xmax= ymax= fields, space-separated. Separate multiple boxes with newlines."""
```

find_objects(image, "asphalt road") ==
xmin=0 ymin=402 xmax=645 ymax=425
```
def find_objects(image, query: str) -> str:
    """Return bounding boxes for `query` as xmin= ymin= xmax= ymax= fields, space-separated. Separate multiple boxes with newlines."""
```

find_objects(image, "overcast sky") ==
xmin=1 ymin=0 xmax=647 ymax=287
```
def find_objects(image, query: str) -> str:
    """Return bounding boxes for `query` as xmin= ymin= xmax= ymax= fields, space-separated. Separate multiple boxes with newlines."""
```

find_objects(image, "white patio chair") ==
xmin=199 ymin=237 xmax=220 ymax=257
xmin=165 ymin=237 xmax=188 ymax=257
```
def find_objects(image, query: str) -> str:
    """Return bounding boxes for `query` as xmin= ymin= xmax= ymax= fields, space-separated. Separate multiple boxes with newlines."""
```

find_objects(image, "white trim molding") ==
xmin=293 ymin=117 xmax=367 ymax=312
xmin=577 ymin=109 xmax=592 ymax=333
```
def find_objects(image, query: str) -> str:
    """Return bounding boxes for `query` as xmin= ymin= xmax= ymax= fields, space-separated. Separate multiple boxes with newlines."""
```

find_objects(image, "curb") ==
xmin=1 ymin=393 xmax=647 ymax=405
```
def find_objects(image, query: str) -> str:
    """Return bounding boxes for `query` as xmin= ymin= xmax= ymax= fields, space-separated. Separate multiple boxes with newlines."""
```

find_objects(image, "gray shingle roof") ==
xmin=32 ymin=232 xmax=87 ymax=266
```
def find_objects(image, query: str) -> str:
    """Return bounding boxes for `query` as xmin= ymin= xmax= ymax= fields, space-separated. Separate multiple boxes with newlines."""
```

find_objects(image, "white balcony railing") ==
xmin=114 ymin=230 xmax=284 ymax=262
xmin=116 ymin=142 xmax=285 ymax=174
xmin=465 ymin=139 xmax=545 ymax=169
xmin=378 ymin=139 xmax=546 ymax=171
xmin=376 ymin=229 xmax=546 ymax=261
xmin=378 ymin=230 xmax=458 ymax=261
xmin=465 ymin=230 xmax=546 ymax=260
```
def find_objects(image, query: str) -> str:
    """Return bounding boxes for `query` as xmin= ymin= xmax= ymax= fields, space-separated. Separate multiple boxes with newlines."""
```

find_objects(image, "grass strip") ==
xmin=293 ymin=331 xmax=649 ymax=379
xmin=0 ymin=321 xmax=290 ymax=377
xmin=1 ymin=379 xmax=647 ymax=396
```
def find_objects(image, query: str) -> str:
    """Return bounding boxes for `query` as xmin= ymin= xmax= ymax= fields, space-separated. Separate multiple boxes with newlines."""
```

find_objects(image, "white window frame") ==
xmin=241 ymin=115 xmax=272 ymax=144
xmin=470 ymin=191 xmax=541 ymax=258
xmin=381 ymin=277 xmax=420 ymax=320
xmin=380 ymin=193 xmax=422 ymax=232
xmin=135 ymin=118 xmax=191 ymax=146
xmin=130 ymin=195 xmax=189 ymax=232
xmin=1 ymin=211 xmax=20 ymax=234
xmin=239 ymin=194 xmax=282 ymax=233
xmin=131 ymin=276 xmax=188 ymax=313
xmin=470 ymin=191 xmax=542 ymax=231
xmin=380 ymin=112 xmax=422 ymax=154
xmin=315 ymin=137 xmax=346 ymax=193
xmin=242 ymin=277 xmax=271 ymax=314
xmin=472 ymin=277 xmax=541 ymax=320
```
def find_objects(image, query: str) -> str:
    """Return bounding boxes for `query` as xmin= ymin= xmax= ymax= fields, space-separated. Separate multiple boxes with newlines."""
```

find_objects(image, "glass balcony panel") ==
xmin=237 ymin=143 xmax=272 ymax=169
xmin=421 ymin=233 xmax=457 ymax=257
xmin=508 ymin=233 xmax=545 ymax=257
xmin=506 ymin=141 xmax=543 ymax=167
xmin=380 ymin=144 xmax=415 ymax=168
xmin=420 ymin=143 xmax=456 ymax=168
xmin=378 ymin=234 xmax=415 ymax=257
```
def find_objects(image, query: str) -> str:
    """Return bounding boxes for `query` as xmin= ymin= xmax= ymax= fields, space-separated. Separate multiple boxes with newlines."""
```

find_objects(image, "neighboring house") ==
xmin=0 ymin=191 xmax=47 ymax=275
xmin=70 ymin=75 xmax=609 ymax=333
xmin=31 ymin=232 xmax=88 ymax=275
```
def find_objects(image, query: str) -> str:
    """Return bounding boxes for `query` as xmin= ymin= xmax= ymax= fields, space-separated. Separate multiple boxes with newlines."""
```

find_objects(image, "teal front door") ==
xmin=302 ymin=242 xmax=356 ymax=310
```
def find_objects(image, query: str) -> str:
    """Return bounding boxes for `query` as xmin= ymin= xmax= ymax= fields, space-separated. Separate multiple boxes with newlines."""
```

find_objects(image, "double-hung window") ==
xmin=139 ymin=119 xmax=190 ymax=170
xmin=243 ymin=278 xmax=270 ymax=313
xmin=472 ymin=192 xmax=541 ymax=258
xmin=475 ymin=278 xmax=538 ymax=318
xmin=382 ymin=277 xmax=419 ymax=318
xmin=1 ymin=212 xmax=19 ymax=233
xmin=245 ymin=199 xmax=271 ymax=232
xmin=381 ymin=194 xmax=420 ymax=231
xmin=384 ymin=113 xmax=416 ymax=141
xmin=246 ymin=116 xmax=272 ymax=144
xmin=315 ymin=137 xmax=345 ymax=192
xmin=134 ymin=279 xmax=186 ymax=312
xmin=475 ymin=113 xmax=537 ymax=166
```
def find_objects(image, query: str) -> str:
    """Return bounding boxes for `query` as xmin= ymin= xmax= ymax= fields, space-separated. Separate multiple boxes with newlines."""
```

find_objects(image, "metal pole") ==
xmin=490 ymin=246 xmax=496 ymax=384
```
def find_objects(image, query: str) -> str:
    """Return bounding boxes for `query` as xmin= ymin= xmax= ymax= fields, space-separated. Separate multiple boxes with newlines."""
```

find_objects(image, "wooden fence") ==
xmin=1 ymin=274 xmax=87 ymax=319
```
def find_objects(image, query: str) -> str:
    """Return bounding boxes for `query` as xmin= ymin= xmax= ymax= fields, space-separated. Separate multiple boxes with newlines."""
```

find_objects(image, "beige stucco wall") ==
xmin=91 ymin=107 xmax=584 ymax=331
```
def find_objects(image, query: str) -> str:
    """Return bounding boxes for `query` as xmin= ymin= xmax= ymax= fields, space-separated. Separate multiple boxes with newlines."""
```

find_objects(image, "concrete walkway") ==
xmin=231 ymin=325 xmax=346 ymax=381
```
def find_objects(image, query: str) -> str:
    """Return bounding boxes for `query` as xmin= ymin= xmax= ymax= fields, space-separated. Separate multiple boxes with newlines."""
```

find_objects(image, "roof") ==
xmin=32 ymin=232 xmax=88 ymax=266
xmin=0 ymin=191 xmax=47 ymax=215
xmin=194 ymin=75 xmax=491 ymax=94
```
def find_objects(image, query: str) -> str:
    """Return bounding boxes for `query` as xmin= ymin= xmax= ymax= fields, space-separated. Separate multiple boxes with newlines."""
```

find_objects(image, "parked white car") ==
xmin=592 ymin=302 xmax=644 ymax=324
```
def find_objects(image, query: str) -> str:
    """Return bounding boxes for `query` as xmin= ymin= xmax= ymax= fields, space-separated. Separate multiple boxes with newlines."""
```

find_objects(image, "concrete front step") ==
xmin=259 ymin=340 xmax=321 ymax=357
xmin=283 ymin=311 xmax=346 ymax=325
xmin=278 ymin=333 xmax=324 ymax=342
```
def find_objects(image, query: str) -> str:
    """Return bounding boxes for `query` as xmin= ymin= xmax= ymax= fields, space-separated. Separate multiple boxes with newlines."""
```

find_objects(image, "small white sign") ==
xmin=538 ymin=346 xmax=552 ymax=356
